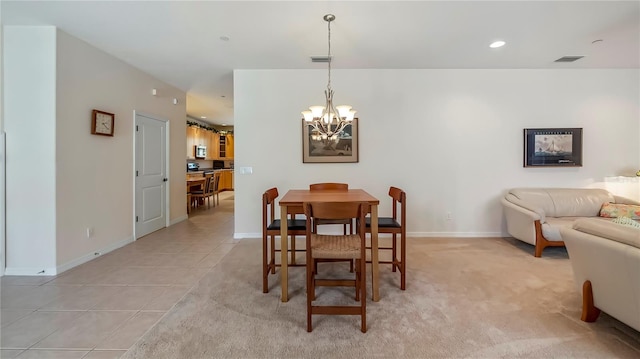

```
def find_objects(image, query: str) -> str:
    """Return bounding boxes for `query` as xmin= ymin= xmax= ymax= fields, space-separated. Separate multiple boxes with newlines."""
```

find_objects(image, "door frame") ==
xmin=133 ymin=110 xmax=170 ymax=240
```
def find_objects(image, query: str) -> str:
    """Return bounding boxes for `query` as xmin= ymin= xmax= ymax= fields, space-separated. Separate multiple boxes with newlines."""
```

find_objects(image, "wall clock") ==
xmin=91 ymin=109 xmax=115 ymax=136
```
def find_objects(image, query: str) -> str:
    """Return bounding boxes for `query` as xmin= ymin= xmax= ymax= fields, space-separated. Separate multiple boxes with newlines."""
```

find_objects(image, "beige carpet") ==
xmin=122 ymin=237 xmax=640 ymax=358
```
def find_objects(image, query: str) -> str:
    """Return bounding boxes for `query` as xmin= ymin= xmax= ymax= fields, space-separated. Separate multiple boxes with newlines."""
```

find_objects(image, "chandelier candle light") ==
xmin=302 ymin=14 xmax=357 ymax=141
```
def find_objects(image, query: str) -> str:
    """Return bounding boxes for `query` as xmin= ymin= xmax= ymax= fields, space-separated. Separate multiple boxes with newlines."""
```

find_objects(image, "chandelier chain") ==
xmin=327 ymin=18 xmax=332 ymax=92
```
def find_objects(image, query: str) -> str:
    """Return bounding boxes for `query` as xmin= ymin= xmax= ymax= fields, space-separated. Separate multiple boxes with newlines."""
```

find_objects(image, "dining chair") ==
xmin=304 ymin=201 xmax=368 ymax=333
xmin=192 ymin=176 xmax=217 ymax=209
xmin=262 ymin=187 xmax=307 ymax=293
xmin=309 ymin=183 xmax=354 ymax=272
xmin=211 ymin=172 xmax=222 ymax=207
xmin=365 ymin=186 xmax=407 ymax=290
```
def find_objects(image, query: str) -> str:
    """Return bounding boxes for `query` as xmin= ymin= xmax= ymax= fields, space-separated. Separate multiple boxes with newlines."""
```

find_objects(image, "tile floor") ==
xmin=1 ymin=191 xmax=236 ymax=358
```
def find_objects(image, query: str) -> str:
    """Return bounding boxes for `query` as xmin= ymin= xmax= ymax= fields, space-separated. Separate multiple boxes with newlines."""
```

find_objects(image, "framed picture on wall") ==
xmin=302 ymin=118 xmax=359 ymax=163
xmin=524 ymin=128 xmax=583 ymax=167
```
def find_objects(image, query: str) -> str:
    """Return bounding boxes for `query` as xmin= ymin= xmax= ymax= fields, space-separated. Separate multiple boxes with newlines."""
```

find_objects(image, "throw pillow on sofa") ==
xmin=612 ymin=216 xmax=640 ymax=229
xmin=599 ymin=202 xmax=640 ymax=220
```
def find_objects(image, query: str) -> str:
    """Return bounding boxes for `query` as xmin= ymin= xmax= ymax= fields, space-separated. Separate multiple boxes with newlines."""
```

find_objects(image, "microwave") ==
xmin=195 ymin=145 xmax=207 ymax=159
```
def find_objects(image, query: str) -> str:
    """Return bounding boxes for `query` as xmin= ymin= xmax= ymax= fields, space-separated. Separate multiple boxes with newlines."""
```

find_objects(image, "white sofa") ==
xmin=560 ymin=218 xmax=640 ymax=331
xmin=501 ymin=188 xmax=639 ymax=257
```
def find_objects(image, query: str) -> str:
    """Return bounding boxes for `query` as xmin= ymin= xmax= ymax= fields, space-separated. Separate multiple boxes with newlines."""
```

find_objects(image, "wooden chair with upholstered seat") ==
xmin=309 ymin=183 xmax=352 ymax=234
xmin=309 ymin=182 xmax=354 ymax=272
xmin=191 ymin=176 xmax=215 ymax=209
xmin=211 ymin=172 xmax=221 ymax=207
xmin=365 ymin=186 xmax=407 ymax=290
xmin=304 ymin=201 xmax=368 ymax=333
xmin=262 ymin=187 xmax=307 ymax=293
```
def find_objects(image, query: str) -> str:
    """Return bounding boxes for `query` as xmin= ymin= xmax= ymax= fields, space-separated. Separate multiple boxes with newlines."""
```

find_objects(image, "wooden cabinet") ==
xmin=186 ymin=125 xmax=233 ymax=160
xmin=218 ymin=170 xmax=234 ymax=191
xmin=226 ymin=134 xmax=234 ymax=159
xmin=218 ymin=134 xmax=234 ymax=160
xmin=208 ymin=133 xmax=220 ymax=160
xmin=186 ymin=126 xmax=198 ymax=159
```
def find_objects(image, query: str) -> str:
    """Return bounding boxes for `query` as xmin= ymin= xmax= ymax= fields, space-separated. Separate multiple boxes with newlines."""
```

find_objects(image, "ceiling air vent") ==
xmin=554 ymin=56 xmax=584 ymax=63
xmin=311 ymin=56 xmax=331 ymax=63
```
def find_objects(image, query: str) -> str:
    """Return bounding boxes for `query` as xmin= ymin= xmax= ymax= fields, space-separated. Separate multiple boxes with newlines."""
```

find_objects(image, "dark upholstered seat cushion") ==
xmin=267 ymin=219 xmax=307 ymax=231
xmin=365 ymin=217 xmax=400 ymax=228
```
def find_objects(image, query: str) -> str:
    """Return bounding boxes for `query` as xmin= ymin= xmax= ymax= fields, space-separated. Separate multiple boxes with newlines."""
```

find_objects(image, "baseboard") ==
xmin=170 ymin=215 xmax=188 ymax=226
xmin=408 ymin=231 xmax=504 ymax=238
xmin=234 ymin=232 xmax=260 ymax=239
xmin=4 ymin=267 xmax=58 ymax=276
xmin=235 ymin=231 xmax=505 ymax=239
xmin=55 ymin=236 xmax=135 ymax=275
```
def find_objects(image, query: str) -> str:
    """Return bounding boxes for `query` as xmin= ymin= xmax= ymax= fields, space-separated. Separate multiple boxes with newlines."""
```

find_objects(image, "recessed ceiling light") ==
xmin=221 ymin=124 xmax=227 ymax=126
xmin=220 ymin=36 xmax=230 ymax=41
xmin=221 ymin=95 xmax=226 ymax=98
xmin=200 ymin=116 xmax=207 ymax=119
xmin=490 ymin=40 xmax=506 ymax=48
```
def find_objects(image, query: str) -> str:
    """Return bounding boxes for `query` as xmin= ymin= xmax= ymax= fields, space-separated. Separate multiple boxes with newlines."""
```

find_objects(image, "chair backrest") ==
xmin=206 ymin=176 xmax=216 ymax=194
xmin=212 ymin=172 xmax=221 ymax=193
xmin=389 ymin=186 xmax=406 ymax=226
xmin=304 ymin=201 xmax=367 ymax=233
xmin=309 ymin=183 xmax=348 ymax=191
xmin=262 ymin=187 xmax=279 ymax=230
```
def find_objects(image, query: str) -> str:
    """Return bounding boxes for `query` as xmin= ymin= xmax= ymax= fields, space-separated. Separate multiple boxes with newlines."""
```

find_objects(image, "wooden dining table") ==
xmin=186 ymin=177 xmax=207 ymax=192
xmin=279 ymin=189 xmax=380 ymax=302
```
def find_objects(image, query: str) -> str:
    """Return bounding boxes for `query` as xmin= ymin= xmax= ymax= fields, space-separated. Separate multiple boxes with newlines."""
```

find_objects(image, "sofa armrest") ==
xmin=503 ymin=194 xmax=546 ymax=222
xmin=502 ymin=197 xmax=543 ymax=246
xmin=572 ymin=218 xmax=640 ymax=249
xmin=613 ymin=195 xmax=640 ymax=206
xmin=561 ymin=222 xmax=640 ymax=331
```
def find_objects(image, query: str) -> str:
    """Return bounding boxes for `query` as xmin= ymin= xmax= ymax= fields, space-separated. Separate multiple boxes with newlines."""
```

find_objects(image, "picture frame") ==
xmin=91 ymin=109 xmax=115 ymax=137
xmin=302 ymin=118 xmax=358 ymax=163
xmin=524 ymin=128 xmax=582 ymax=167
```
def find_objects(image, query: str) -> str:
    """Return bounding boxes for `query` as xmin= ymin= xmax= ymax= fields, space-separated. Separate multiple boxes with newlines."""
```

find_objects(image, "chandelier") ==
xmin=301 ymin=14 xmax=356 ymax=141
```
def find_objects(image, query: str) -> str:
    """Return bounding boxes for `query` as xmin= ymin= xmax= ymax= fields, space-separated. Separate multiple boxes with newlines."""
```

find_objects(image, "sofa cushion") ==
xmin=599 ymin=202 xmax=640 ymax=220
xmin=508 ymin=188 xmax=614 ymax=217
xmin=573 ymin=218 xmax=640 ymax=249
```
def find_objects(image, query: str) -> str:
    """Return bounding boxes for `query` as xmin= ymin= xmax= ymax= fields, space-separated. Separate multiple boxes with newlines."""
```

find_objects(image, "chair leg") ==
xmin=360 ymin=254 xmax=367 ymax=333
xmin=270 ymin=235 xmax=276 ymax=274
xmin=307 ymin=259 xmax=314 ymax=332
xmin=400 ymin=232 xmax=406 ymax=290
xmin=291 ymin=235 xmax=296 ymax=265
xmin=262 ymin=233 xmax=269 ymax=293
xmin=392 ymin=233 xmax=397 ymax=273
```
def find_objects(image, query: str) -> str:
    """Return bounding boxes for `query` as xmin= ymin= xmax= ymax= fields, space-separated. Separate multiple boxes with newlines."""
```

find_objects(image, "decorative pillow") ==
xmin=599 ymin=202 xmax=640 ymax=220
xmin=612 ymin=216 xmax=640 ymax=229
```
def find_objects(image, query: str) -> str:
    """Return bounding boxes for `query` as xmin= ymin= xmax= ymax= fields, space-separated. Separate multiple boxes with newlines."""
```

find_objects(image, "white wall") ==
xmin=233 ymin=69 xmax=640 ymax=238
xmin=3 ymin=26 xmax=188 ymax=274
xmin=4 ymin=26 xmax=57 ymax=273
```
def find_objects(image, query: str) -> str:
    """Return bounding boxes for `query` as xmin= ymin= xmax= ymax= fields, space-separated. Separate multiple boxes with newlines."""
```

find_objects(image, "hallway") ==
xmin=1 ymin=191 xmax=236 ymax=358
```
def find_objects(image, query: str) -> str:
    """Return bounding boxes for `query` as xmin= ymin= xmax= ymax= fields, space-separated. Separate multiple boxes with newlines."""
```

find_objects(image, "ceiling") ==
xmin=3 ymin=1 xmax=639 ymax=125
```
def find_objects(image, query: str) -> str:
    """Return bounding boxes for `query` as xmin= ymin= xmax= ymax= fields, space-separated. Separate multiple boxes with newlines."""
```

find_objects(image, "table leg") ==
xmin=280 ymin=205 xmax=289 ymax=302
xmin=371 ymin=204 xmax=379 ymax=302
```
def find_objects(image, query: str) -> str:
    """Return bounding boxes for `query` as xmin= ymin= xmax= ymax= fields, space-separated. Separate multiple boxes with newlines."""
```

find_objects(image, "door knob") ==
xmin=163 ymin=178 xmax=168 ymax=182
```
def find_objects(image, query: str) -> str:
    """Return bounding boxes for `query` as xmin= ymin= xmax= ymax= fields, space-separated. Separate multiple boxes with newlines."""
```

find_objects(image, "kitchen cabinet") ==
xmin=218 ymin=170 xmax=234 ymax=191
xmin=226 ymin=134 xmax=234 ymax=158
xmin=218 ymin=134 xmax=234 ymax=160
xmin=186 ymin=125 xmax=233 ymax=160
xmin=186 ymin=126 xmax=198 ymax=159
xmin=207 ymin=132 xmax=220 ymax=160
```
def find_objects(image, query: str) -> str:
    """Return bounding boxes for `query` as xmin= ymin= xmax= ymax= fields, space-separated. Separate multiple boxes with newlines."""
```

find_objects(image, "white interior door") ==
xmin=135 ymin=112 xmax=168 ymax=238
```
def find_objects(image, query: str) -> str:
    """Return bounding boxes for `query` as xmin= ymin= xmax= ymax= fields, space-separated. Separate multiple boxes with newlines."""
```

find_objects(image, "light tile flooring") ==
xmin=1 ymin=191 xmax=236 ymax=359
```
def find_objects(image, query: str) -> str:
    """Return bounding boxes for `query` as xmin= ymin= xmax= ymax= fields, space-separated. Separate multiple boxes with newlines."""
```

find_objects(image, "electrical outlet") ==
xmin=86 ymin=227 xmax=94 ymax=239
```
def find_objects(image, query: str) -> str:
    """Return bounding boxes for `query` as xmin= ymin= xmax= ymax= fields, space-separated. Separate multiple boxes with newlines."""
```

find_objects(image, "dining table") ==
xmin=186 ymin=177 xmax=207 ymax=192
xmin=279 ymin=188 xmax=380 ymax=302
xmin=186 ymin=177 xmax=208 ymax=212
